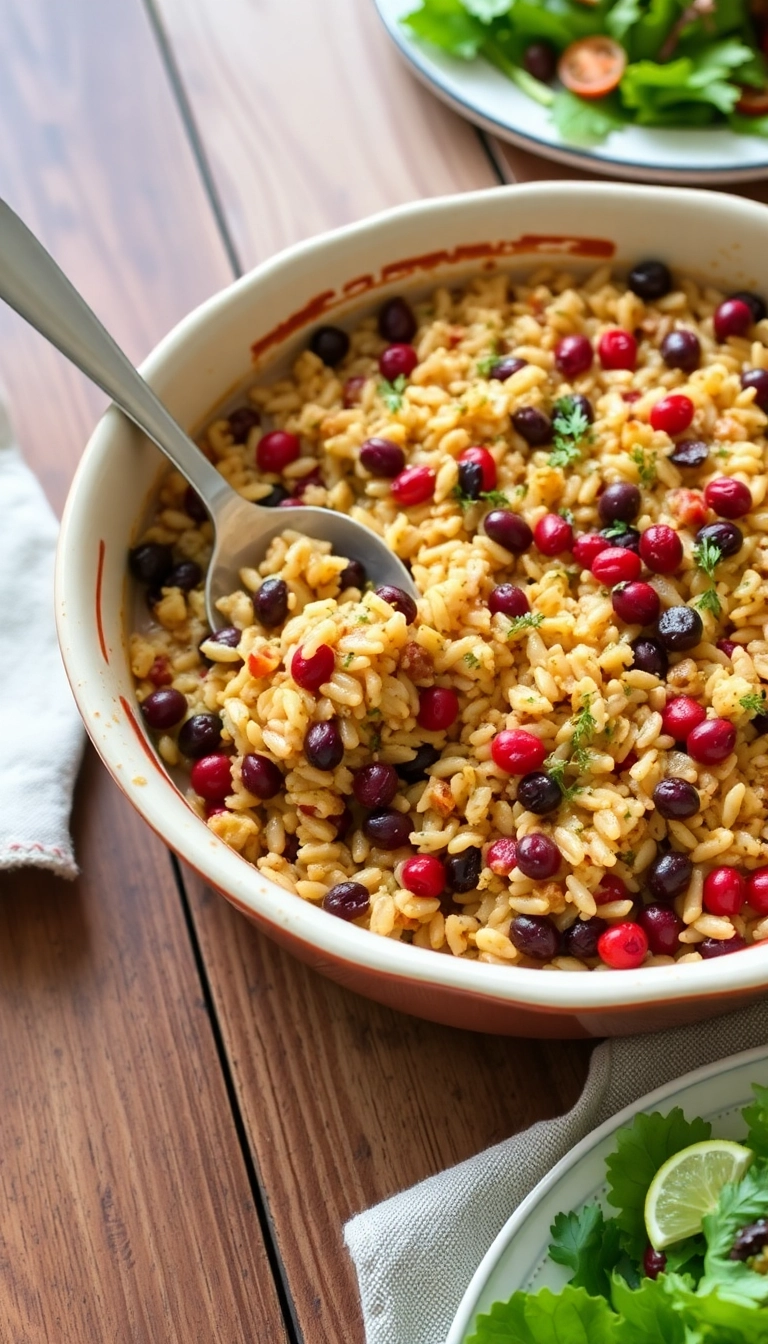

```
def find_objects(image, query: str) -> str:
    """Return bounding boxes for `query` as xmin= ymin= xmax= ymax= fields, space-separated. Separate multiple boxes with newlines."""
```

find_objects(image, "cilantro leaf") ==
xmin=743 ymin=1083 xmax=768 ymax=1159
xmin=699 ymin=1160 xmax=768 ymax=1305
xmin=605 ymin=1109 xmax=712 ymax=1261
xmin=693 ymin=536 xmax=723 ymax=580
xmin=549 ymin=1204 xmax=622 ymax=1300
xmin=378 ymin=374 xmax=407 ymax=412
xmin=467 ymin=1284 xmax=618 ymax=1344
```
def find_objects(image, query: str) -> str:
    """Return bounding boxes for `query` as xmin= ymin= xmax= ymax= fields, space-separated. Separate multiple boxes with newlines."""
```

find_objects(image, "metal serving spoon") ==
xmin=0 ymin=199 xmax=417 ymax=625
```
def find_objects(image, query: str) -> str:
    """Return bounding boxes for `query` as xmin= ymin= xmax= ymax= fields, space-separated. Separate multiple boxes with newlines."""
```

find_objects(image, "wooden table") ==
xmin=6 ymin=2 xmax=736 ymax=1337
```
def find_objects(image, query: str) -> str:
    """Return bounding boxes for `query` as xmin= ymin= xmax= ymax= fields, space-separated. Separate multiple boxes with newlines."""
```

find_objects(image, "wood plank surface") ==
xmin=0 ymin=1 xmax=287 ymax=1339
xmin=147 ymin=6 xmax=594 ymax=1341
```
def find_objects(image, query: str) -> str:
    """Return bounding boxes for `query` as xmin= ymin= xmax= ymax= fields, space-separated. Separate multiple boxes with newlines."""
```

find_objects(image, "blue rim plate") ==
xmin=448 ymin=1044 xmax=768 ymax=1342
xmin=374 ymin=0 xmax=768 ymax=184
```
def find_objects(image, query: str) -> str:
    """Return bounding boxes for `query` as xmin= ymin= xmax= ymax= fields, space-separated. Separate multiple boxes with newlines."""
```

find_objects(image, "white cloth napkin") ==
xmin=345 ymin=1000 xmax=768 ymax=1344
xmin=0 ymin=398 xmax=84 ymax=878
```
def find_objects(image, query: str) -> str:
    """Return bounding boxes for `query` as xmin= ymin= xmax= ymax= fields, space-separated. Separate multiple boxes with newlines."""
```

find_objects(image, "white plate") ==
xmin=448 ymin=1044 xmax=768 ymax=1343
xmin=374 ymin=0 xmax=768 ymax=184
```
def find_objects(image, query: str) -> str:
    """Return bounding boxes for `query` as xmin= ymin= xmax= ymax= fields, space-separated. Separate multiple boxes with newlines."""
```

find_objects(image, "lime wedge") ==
xmin=644 ymin=1139 xmax=753 ymax=1251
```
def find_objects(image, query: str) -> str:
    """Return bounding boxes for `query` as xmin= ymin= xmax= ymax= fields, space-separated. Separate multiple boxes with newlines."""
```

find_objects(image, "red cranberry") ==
xmin=343 ymin=375 xmax=366 ymax=408
xmin=631 ymin=637 xmax=668 ymax=678
xmin=418 ymin=687 xmax=459 ymax=731
xmin=401 ymin=855 xmax=445 ymax=899
xmin=714 ymin=297 xmax=753 ymax=342
xmin=178 ymin=713 xmax=223 ymax=758
xmin=379 ymin=344 xmax=418 ymax=381
xmin=661 ymin=695 xmax=706 ymax=740
xmin=699 ymin=935 xmax=747 ymax=958
xmin=554 ymin=334 xmax=593 ymax=378
xmin=653 ymin=778 xmax=700 ymax=820
xmin=458 ymin=446 xmax=497 ymax=492
xmin=516 ymin=832 xmax=561 ymax=880
xmin=241 ymin=753 xmax=283 ymax=800
xmin=291 ymin=643 xmax=335 ymax=692
xmin=353 ymin=763 xmax=399 ymax=809
xmin=489 ymin=356 xmax=527 ymax=382
xmin=650 ymin=394 xmax=695 ymax=436
xmin=254 ymin=576 xmax=289 ymax=628
xmin=591 ymin=547 xmax=641 ymax=586
xmin=190 ymin=754 xmax=232 ymax=802
xmin=732 ymin=290 xmax=766 ymax=322
xmin=703 ymin=866 xmax=746 ymax=917
xmin=304 ymin=720 xmax=344 ymax=771
xmin=510 ymin=915 xmax=558 ymax=961
xmin=648 ymin=852 xmax=692 ymax=903
xmin=534 ymin=513 xmax=573 ymax=556
xmin=670 ymin=439 xmax=709 ymax=469
xmin=638 ymin=905 xmax=684 ymax=957
xmin=661 ymin=329 xmax=701 ymax=372
xmin=376 ymin=585 xmax=417 ymax=623
xmin=391 ymin=465 xmax=435 ymax=507
xmin=257 ymin=430 xmax=301 ymax=473
xmin=686 ymin=718 xmax=737 ymax=765
xmin=562 ymin=916 xmax=607 ymax=960
xmin=378 ymin=296 xmax=417 ymax=344
xmin=598 ymin=482 xmax=641 ymax=524
xmin=597 ymin=921 xmax=648 ymax=969
xmin=309 ymin=325 xmax=349 ymax=366
xmin=517 ymin=772 xmax=561 ymax=815
xmin=487 ymin=838 xmax=519 ymax=876
xmin=717 ymin=639 xmax=738 ymax=659
xmin=148 ymin=656 xmax=173 ymax=688
xmin=741 ymin=368 xmax=768 ymax=412
xmin=598 ymin=329 xmax=637 ymax=371
xmin=363 ymin=809 xmax=412 ymax=850
xmin=704 ymin=477 xmax=752 ymax=519
xmin=323 ymin=881 xmax=370 ymax=921
xmin=657 ymin=605 xmax=703 ymax=652
xmin=596 ymin=874 xmax=628 ymax=905
xmin=360 ymin=437 xmax=405 ymax=477
xmin=141 ymin=688 xmax=187 ymax=730
xmin=129 ymin=542 xmax=173 ymax=586
xmin=644 ymin=1247 xmax=668 ymax=1279
xmin=612 ymin=581 xmax=660 ymax=626
xmin=511 ymin=407 xmax=553 ymax=446
xmin=639 ymin=524 xmax=683 ymax=575
xmin=573 ymin=533 xmax=610 ymax=568
xmin=445 ymin=848 xmax=482 ymax=893
xmin=184 ymin=486 xmax=208 ymax=522
xmin=484 ymin=511 xmax=533 ymax=554
xmin=491 ymin=729 xmax=546 ymax=775
xmin=489 ymin=584 xmax=529 ymax=618
xmin=228 ymin=405 xmax=261 ymax=442
xmin=628 ymin=260 xmax=672 ymax=301
xmin=746 ymin=868 xmax=768 ymax=914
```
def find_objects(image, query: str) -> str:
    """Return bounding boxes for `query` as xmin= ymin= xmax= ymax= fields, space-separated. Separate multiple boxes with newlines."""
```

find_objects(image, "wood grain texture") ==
xmin=150 ymin=0 xmax=498 ymax=268
xmin=0 ymin=1 xmax=286 ymax=1339
xmin=182 ymin=871 xmax=591 ymax=1343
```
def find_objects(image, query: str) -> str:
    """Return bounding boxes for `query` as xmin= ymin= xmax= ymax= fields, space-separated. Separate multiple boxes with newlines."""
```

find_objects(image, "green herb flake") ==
xmin=480 ymin=488 xmax=510 ymax=507
xmin=476 ymin=348 xmax=499 ymax=377
xmin=630 ymin=445 xmax=657 ymax=487
xmin=559 ymin=507 xmax=575 ymax=525
xmin=343 ymin=653 xmax=354 ymax=668
xmin=693 ymin=536 xmax=723 ymax=580
xmin=377 ymin=373 xmax=407 ymax=412
xmin=354 ymin=612 xmax=371 ymax=625
xmin=694 ymin=586 xmax=723 ymax=619
xmin=617 ymin=850 xmax=635 ymax=868
xmin=740 ymin=690 xmax=767 ymax=717
xmin=603 ymin=520 xmax=630 ymax=539
xmin=548 ymin=396 xmax=593 ymax=470
xmin=506 ymin=612 xmax=544 ymax=638
xmin=463 ymin=651 xmax=481 ymax=669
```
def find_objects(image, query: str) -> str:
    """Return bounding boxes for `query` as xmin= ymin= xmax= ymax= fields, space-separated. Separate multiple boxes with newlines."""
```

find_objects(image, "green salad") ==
xmin=402 ymin=1 xmax=768 ymax=146
xmin=468 ymin=1083 xmax=768 ymax=1342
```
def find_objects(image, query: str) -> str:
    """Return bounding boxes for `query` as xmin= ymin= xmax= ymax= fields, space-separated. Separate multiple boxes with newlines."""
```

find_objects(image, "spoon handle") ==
xmin=0 ymin=198 xmax=233 ymax=510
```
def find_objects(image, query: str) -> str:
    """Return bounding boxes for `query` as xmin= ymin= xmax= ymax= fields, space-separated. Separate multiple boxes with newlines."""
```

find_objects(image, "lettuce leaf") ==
xmin=548 ymin=1203 xmax=622 ymax=1300
xmin=551 ymin=89 xmax=626 ymax=145
xmin=605 ymin=1109 xmax=712 ymax=1262
xmin=699 ymin=1161 xmax=768 ymax=1306
xmin=402 ymin=0 xmax=486 ymax=58
xmin=610 ymin=1273 xmax=692 ymax=1343
xmin=467 ymin=1284 xmax=618 ymax=1343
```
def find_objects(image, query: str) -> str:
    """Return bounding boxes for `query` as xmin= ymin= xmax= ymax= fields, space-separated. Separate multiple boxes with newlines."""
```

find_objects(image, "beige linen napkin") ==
xmin=0 ymin=398 xmax=84 ymax=877
xmin=344 ymin=1001 xmax=768 ymax=1344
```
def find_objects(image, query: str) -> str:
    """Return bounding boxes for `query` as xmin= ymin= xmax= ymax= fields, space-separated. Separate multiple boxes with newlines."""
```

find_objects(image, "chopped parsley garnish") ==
xmin=378 ymin=374 xmax=407 ymax=412
xmin=602 ymin=520 xmax=630 ymax=539
xmin=630 ymin=445 xmax=657 ymax=487
xmin=481 ymin=488 xmax=510 ymax=507
xmin=549 ymin=396 xmax=592 ymax=470
xmin=559 ymin=507 xmax=575 ymax=525
xmin=506 ymin=612 xmax=544 ymax=638
xmin=463 ymin=651 xmax=481 ymax=669
xmin=544 ymin=753 xmax=582 ymax=803
xmin=453 ymin=485 xmax=510 ymax=511
xmin=740 ymin=690 xmax=767 ymax=717
xmin=570 ymin=694 xmax=597 ymax=771
xmin=354 ymin=612 xmax=371 ymax=625
xmin=617 ymin=850 xmax=635 ymax=868
xmin=693 ymin=537 xmax=724 ymax=619
xmin=343 ymin=653 xmax=354 ymax=668
xmin=694 ymin=587 xmax=723 ymax=618
xmin=476 ymin=348 xmax=499 ymax=377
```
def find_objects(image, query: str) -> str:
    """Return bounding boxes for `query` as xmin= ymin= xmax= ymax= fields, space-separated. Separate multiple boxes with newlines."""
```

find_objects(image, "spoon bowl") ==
xmin=0 ymin=198 xmax=417 ymax=626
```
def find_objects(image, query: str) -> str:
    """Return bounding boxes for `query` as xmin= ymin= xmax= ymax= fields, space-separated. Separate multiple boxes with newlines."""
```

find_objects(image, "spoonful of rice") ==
xmin=0 ymin=198 xmax=418 ymax=625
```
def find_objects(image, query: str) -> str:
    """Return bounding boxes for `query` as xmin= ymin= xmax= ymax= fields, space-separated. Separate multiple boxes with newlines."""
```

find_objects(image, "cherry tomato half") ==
xmin=558 ymin=36 xmax=627 ymax=100
xmin=736 ymin=86 xmax=768 ymax=116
